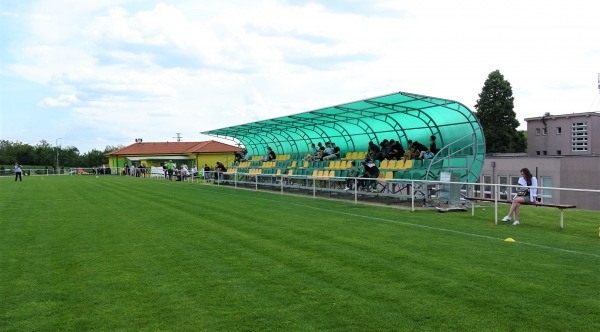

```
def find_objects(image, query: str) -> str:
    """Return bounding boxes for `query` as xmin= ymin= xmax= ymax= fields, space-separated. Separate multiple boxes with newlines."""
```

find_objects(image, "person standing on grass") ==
xmin=502 ymin=168 xmax=538 ymax=226
xmin=167 ymin=160 xmax=175 ymax=181
xmin=14 ymin=162 xmax=23 ymax=182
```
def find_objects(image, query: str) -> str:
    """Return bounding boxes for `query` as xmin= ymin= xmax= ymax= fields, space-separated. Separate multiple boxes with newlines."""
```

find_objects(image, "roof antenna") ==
xmin=173 ymin=133 xmax=182 ymax=142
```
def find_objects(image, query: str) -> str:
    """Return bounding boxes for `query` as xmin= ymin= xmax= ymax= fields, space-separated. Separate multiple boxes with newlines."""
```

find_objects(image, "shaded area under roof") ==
xmin=203 ymin=91 xmax=486 ymax=182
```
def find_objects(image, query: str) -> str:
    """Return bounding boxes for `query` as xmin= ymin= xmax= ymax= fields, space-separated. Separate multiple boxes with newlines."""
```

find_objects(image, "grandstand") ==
xmin=203 ymin=91 xmax=486 ymax=201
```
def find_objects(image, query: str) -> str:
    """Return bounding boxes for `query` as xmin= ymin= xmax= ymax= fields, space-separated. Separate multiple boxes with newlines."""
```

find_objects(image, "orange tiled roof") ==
xmin=105 ymin=140 xmax=241 ymax=156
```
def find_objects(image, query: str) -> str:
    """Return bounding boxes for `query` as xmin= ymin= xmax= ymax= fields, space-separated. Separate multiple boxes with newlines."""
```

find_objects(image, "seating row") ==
xmin=225 ymin=168 xmax=436 ymax=181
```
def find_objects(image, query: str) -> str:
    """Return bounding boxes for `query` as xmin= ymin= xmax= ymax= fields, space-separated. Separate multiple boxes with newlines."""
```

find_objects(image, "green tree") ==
xmin=475 ymin=70 xmax=524 ymax=153
xmin=33 ymin=140 xmax=55 ymax=167
xmin=81 ymin=149 xmax=106 ymax=167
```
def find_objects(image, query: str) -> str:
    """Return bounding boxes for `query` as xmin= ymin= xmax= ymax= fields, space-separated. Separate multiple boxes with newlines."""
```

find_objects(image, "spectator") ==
xmin=388 ymin=140 xmax=405 ymax=160
xmin=323 ymin=142 xmax=341 ymax=161
xmin=203 ymin=164 xmax=211 ymax=181
xmin=215 ymin=161 xmax=227 ymax=181
xmin=366 ymin=141 xmax=381 ymax=161
xmin=14 ymin=162 xmax=22 ymax=182
xmin=242 ymin=149 xmax=249 ymax=162
xmin=412 ymin=140 xmax=428 ymax=159
xmin=362 ymin=160 xmax=380 ymax=192
xmin=264 ymin=147 xmax=276 ymax=161
xmin=310 ymin=143 xmax=318 ymax=157
xmin=502 ymin=168 xmax=538 ymax=226
xmin=344 ymin=161 xmax=361 ymax=190
xmin=166 ymin=160 xmax=175 ymax=181
xmin=419 ymin=135 xmax=439 ymax=159
xmin=234 ymin=151 xmax=243 ymax=163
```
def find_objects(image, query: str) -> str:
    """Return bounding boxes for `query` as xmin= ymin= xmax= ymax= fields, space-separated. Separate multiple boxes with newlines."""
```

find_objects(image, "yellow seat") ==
xmin=326 ymin=161 xmax=335 ymax=169
xmin=290 ymin=161 xmax=297 ymax=168
xmin=387 ymin=160 xmax=397 ymax=169
xmin=288 ymin=170 xmax=294 ymax=176
xmin=380 ymin=160 xmax=389 ymax=169
xmin=340 ymin=160 xmax=347 ymax=169
xmin=333 ymin=160 xmax=341 ymax=169
xmin=404 ymin=160 xmax=413 ymax=169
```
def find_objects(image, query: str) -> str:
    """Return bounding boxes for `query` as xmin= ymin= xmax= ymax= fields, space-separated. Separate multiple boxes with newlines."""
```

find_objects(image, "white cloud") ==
xmin=39 ymin=94 xmax=80 ymax=107
xmin=2 ymin=0 xmax=600 ymax=153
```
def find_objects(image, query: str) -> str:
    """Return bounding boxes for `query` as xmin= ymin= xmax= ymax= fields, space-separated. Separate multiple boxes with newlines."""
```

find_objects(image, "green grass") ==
xmin=1 ymin=176 xmax=599 ymax=331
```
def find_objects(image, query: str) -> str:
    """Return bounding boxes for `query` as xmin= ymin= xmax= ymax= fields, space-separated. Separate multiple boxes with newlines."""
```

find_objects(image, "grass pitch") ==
xmin=1 ymin=175 xmax=599 ymax=331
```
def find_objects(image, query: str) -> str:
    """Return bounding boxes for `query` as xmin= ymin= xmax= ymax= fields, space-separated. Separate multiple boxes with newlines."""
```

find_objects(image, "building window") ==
xmin=539 ymin=176 xmax=553 ymax=203
xmin=557 ymin=150 xmax=561 ymax=155
xmin=483 ymin=175 xmax=492 ymax=198
xmin=498 ymin=176 xmax=509 ymax=199
xmin=571 ymin=122 xmax=588 ymax=151
xmin=536 ymin=151 xmax=540 ymax=155
xmin=556 ymin=126 xmax=562 ymax=134
xmin=510 ymin=176 xmax=520 ymax=197
xmin=542 ymin=127 xmax=547 ymax=135
xmin=536 ymin=128 xmax=541 ymax=135
xmin=543 ymin=151 xmax=547 ymax=155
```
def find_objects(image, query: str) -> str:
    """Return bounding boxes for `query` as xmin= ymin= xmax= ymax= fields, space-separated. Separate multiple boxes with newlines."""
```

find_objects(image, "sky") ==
xmin=1 ymin=0 xmax=599 ymax=153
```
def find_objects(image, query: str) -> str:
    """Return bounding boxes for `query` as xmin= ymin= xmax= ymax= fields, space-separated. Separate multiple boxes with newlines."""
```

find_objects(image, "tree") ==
xmin=474 ymin=70 xmax=524 ymax=153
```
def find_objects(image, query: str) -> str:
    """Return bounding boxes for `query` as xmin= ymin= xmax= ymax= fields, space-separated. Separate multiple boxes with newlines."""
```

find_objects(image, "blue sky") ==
xmin=1 ymin=0 xmax=599 ymax=153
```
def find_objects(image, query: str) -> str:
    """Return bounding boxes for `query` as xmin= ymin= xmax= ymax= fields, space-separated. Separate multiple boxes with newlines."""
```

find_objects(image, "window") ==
xmin=536 ymin=128 xmax=541 ymax=135
xmin=543 ymin=151 xmax=547 ymax=155
xmin=542 ymin=127 xmax=547 ymax=135
xmin=536 ymin=151 xmax=540 ymax=155
xmin=483 ymin=175 xmax=492 ymax=198
xmin=556 ymin=126 xmax=562 ymax=134
xmin=557 ymin=150 xmax=561 ymax=155
xmin=539 ymin=176 xmax=553 ymax=204
xmin=510 ymin=176 xmax=520 ymax=196
xmin=571 ymin=122 xmax=588 ymax=151
xmin=498 ymin=176 xmax=509 ymax=199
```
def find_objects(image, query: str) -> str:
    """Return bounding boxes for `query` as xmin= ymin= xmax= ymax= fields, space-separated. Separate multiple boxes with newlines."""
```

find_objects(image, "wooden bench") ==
xmin=464 ymin=197 xmax=576 ymax=229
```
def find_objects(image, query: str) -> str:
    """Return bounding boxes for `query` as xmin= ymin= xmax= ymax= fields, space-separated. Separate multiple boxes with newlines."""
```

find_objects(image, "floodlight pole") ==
xmin=56 ymin=138 xmax=62 ymax=174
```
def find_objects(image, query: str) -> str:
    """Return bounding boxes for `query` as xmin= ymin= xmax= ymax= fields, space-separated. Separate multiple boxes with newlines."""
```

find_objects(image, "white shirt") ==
xmin=518 ymin=176 xmax=538 ymax=200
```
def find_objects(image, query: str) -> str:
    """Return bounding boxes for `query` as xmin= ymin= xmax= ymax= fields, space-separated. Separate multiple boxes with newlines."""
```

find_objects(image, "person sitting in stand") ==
xmin=366 ymin=141 xmax=380 ymax=161
xmin=419 ymin=135 xmax=439 ymax=159
xmin=323 ymin=142 xmax=341 ymax=161
xmin=264 ymin=147 xmax=276 ymax=161
xmin=310 ymin=143 xmax=319 ymax=157
xmin=242 ymin=149 xmax=249 ymax=162
xmin=234 ymin=151 xmax=243 ymax=163
xmin=362 ymin=159 xmax=380 ymax=192
xmin=377 ymin=139 xmax=391 ymax=161
xmin=387 ymin=140 xmax=405 ymax=160
xmin=344 ymin=161 xmax=361 ymax=190
xmin=412 ymin=140 xmax=428 ymax=159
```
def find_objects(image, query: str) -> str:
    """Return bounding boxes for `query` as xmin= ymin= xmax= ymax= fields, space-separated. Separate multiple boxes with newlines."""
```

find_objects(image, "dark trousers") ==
xmin=15 ymin=172 xmax=22 ymax=181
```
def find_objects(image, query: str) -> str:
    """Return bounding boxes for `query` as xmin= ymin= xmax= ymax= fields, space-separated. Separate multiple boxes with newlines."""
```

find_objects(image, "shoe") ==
xmin=501 ymin=216 xmax=511 ymax=222
xmin=344 ymin=187 xmax=350 ymax=191
xmin=371 ymin=189 xmax=378 ymax=193
xmin=512 ymin=220 xmax=520 ymax=226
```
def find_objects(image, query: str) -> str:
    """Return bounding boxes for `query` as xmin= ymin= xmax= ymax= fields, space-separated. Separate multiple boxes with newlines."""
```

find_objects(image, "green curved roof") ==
xmin=203 ymin=91 xmax=486 ymax=182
